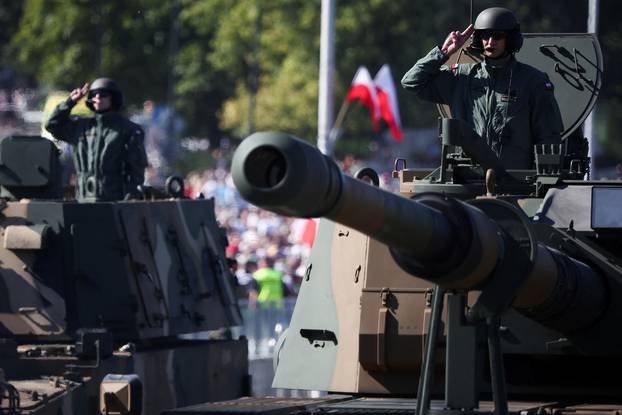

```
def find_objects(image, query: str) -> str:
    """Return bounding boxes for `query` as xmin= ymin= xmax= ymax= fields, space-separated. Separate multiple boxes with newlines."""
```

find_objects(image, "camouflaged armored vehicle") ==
xmin=0 ymin=135 xmax=248 ymax=414
xmin=166 ymin=32 xmax=622 ymax=415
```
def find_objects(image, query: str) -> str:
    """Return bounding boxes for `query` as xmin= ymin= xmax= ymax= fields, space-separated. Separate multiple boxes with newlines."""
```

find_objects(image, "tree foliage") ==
xmin=3 ymin=0 xmax=621 ymax=166
xmin=11 ymin=1 xmax=171 ymax=104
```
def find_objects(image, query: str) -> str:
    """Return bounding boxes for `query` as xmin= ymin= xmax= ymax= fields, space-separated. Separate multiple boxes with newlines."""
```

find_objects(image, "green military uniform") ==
xmin=45 ymin=98 xmax=147 ymax=201
xmin=401 ymin=46 xmax=563 ymax=169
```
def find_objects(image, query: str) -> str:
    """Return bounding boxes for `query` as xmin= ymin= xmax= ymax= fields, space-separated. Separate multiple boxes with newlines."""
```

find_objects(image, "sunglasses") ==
xmin=89 ymin=90 xmax=111 ymax=99
xmin=478 ymin=30 xmax=507 ymax=41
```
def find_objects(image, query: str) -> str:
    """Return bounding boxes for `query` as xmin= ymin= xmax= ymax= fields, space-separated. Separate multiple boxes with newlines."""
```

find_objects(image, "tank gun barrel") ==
xmin=232 ymin=132 xmax=607 ymax=336
xmin=233 ymin=132 xmax=507 ymax=288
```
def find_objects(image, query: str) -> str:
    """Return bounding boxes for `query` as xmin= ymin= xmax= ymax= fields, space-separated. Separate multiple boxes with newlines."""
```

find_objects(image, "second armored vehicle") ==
xmin=0 ymin=135 xmax=249 ymax=414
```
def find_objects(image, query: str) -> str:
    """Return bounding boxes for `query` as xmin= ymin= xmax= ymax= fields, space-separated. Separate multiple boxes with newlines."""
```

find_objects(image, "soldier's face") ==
xmin=91 ymin=90 xmax=112 ymax=112
xmin=481 ymin=31 xmax=507 ymax=59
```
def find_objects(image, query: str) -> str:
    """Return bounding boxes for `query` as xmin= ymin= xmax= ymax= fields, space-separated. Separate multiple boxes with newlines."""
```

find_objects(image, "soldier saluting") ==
xmin=401 ymin=7 xmax=563 ymax=169
xmin=45 ymin=78 xmax=148 ymax=201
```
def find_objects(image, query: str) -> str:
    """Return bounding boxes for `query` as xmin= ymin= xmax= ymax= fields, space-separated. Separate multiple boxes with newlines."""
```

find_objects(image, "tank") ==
xmin=0 ymin=135 xmax=248 ymax=414
xmin=165 ymin=33 xmax=622 ymax=414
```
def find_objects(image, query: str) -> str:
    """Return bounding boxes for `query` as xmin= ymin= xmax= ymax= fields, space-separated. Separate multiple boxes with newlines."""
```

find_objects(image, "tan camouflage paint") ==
xmin=0 ymin=201 xmax=65 ymax=336
xmin=328 ymin=224 xmax=368 ymax=392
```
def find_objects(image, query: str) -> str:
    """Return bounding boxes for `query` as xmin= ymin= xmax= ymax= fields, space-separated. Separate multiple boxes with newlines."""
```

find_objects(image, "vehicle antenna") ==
xmin=469 ymin=0 xmax=474 ymax=24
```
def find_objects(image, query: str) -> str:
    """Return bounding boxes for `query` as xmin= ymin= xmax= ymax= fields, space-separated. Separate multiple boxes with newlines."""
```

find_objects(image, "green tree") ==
xmin=6 ymin=0 xmax=622 ymax=170
xmin=0 ymin=3 xmax=24 ymax=73
xmin=203 ymin=0 xmax=321 ymax=139
xmin=175 ymin=0 xmax=237 ymax=146
xmin=10 ymin=0 xmax=171 ymax=106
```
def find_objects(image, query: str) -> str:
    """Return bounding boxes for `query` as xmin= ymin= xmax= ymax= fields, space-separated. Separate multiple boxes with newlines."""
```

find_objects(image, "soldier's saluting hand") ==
xmin=69 ymin=83 xmax=89 ymax=103
xmin=440 ymin=24 xmax=474 ymax=57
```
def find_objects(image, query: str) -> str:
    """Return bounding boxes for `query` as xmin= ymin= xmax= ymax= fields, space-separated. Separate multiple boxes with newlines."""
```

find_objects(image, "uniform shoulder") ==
xmin=444 ymin=61 xmax=479 ymax=75
xmin=119 ymin=116 xmax=145 ymax=135
xmin=516 ymin=61 xmax=556 ymax=89
xmin=69 ymin=114 xmax=91 ymax=122
xmin=515 ymin=61 xmax=551 ymax=81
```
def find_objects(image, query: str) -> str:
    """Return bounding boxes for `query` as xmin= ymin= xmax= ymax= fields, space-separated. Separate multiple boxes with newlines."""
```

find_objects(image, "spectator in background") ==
xmin=234 ymin=257 xmax=257 ymax=299
xmin=249 ymin=257 xmax=284 ymax=308
xmin=184 ymin=151 xmax=395 ymax=303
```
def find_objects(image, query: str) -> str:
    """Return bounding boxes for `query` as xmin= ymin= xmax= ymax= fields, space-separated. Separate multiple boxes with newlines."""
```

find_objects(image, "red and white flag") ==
xmin=374 ymin=64 xmax=403 ymax=141
xmin=346 ymin=66 xmax=380 ymax=131
xmin=291 ymin=218 xmax=318 ymax=247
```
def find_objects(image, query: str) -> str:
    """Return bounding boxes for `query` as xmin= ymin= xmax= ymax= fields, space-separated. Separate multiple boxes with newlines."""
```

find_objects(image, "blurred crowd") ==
xmin=185 ymin=166 xmax=312 ymax=302
xmin=0 ymin=88 xmax=42 ymax=137
xmin=0 ymin=85 xmax=425 ymax=307
xmin=183 ymin=154 xmax=397 ymax=305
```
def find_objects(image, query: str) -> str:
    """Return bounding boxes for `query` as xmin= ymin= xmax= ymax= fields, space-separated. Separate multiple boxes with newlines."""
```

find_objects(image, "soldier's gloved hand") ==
xmin=69 ymin=83 xmax=89 ymax=103
xmin=441 ymin=24 xmax=474 ymax=56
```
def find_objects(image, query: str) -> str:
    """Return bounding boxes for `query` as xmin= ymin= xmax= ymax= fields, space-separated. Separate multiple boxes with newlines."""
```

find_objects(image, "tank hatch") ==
xmin=517 ymin=34 xmax=602 ymax=139
xmin=0 ymin=135 xmax=62 ymax=200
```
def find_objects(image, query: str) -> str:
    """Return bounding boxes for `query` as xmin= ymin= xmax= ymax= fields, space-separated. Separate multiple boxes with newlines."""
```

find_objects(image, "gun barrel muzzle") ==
xmin=232 ymin=132 xmax=499 ymax=281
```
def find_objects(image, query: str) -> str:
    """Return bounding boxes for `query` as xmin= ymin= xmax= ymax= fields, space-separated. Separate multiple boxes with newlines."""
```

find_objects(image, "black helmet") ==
xmin=471 ymin=7 xmax=523 ymax=54
xmin=86 ymin=77 xmax=123 ymax=112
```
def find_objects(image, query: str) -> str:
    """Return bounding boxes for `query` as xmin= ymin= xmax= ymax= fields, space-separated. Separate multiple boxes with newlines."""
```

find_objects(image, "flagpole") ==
xmin=585 ymin=0 xmax=599 ymax=178
xmin=328 ymin=97 xmax=351 ymax=147
xmin=317 ymin=0 xmax=336 ymax=156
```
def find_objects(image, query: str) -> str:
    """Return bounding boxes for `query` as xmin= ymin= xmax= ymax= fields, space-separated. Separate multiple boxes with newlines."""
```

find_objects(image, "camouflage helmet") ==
xmin=86 ymin=77 xmax=123 ymax=112
xmin=471 ymin=7 xmax=523 ymax=54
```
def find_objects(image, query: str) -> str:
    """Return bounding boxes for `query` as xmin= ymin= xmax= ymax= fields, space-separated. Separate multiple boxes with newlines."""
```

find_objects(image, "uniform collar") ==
xmin=94 ymin=111 xmax=119 ymax=120
xmin=482 ymin=54 xmax=516 ymax=75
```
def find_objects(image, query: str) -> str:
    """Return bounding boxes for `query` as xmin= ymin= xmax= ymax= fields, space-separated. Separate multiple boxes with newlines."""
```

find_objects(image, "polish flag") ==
xmin=291 ymin=218 xmax=318 ymax=247
xmin=300 ymin=218 xmax=318 ymax=247
xmin=346 ymin=66 xmax=380 ymax=131
xmin=374 ymin=64 xmax=404 ymax=141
